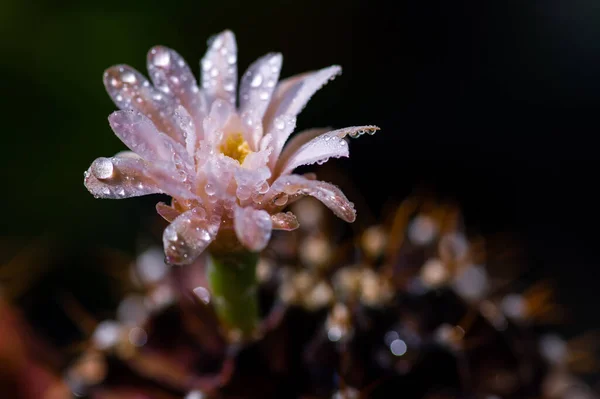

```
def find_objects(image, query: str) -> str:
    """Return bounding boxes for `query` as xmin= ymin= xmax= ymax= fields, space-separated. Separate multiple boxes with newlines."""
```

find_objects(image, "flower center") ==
xmin=219 ymin=133 xmax=251 ymax=164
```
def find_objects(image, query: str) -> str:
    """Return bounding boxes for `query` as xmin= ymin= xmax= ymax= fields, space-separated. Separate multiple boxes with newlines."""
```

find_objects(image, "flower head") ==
xmin=84 ymin=30 xmax=379 ymax=265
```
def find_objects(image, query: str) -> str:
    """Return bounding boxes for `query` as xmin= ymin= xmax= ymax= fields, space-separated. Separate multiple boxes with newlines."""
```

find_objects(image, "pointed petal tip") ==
xmin=208 ymin=30 xmax=236 ymax=47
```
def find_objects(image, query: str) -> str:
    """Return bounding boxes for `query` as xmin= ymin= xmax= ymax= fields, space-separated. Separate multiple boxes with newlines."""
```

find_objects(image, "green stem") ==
xmin=206 ymin=251 xmax=260 ymax=341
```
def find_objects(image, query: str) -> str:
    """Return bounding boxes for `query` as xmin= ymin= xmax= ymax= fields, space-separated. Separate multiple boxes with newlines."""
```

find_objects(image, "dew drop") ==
xmin=227 ymin=54 xmax=237 ymax=65
xmin=193 ymin=286 xmax=211 ymax=304
xmin=91 ymin=158 xmax=114 ymax=180
xmin=390 ymin=339 xmax=407 ymax=356
xmin=224 ymin=81 xmax=235 ymax=92
xmin=152 ymin=48 xmax=171 ymax=67
xmin=201 ymin=59 xmax=212 ymax=71
xmin=274 ymin=193 xmax=288 ymax=206
xmin=205 ymin=183 xmax=216 ymax=196
xmin=274 ymin=118 xmax=286 ymax=130
xmin=121 ymin=71 xmax=136 ymax=84
xmin=250 ymin=73 xmax=263 ymax=88
xmin=259 ymin=90 xmax=270 ymax=100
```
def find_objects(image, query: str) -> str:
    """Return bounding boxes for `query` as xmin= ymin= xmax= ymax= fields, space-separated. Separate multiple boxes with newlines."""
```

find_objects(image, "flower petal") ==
xmin=274 ymin=127 xmax=329 ymax=170
xmin=276 ymin=125 xmax=379 ymax=176
xmin=267 ymin=114 xmax=296 ymax=169
xmin=84 ymin=156 xmax=163 ymax=199
xmin=108 ymin=110 xmax=193 ymax=170
xmin=239 ymin=53 xmax=282 ymax=120
xmin=203 ymin=99 xmax=235 ymax=147
xmin=103 ymin=65 xmax=184 ymax=143
xmin=269 ymin=175 xmax=356 ymax=222
xmin=262 ymin=65 xmax=341 ymax=131
xmin=236 ymin=151 xmax=272 ymax=203
xmin=156 ymin=202 xmax=180 ymax=222
xmin=173 ymin=105 xmax=197 ymax=159
xmin=276 ymin=131 xmax=348 ymax=176
xmin=163 ymin=207 xmax=219 ymax=265
xmin=201 ymin=30 xmax=238 ymax=106
xmin=234 ymin=206 xmax=273 ymax=252
xmin=147 ymin=46 xmax=206 ymax=139
xmin=271 ymin=212 xmax=299 ymax=231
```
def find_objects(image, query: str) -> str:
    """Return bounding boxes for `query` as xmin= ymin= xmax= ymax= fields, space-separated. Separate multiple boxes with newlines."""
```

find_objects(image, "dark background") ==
xmin=1 ymin=0 xmax=599 ymax=337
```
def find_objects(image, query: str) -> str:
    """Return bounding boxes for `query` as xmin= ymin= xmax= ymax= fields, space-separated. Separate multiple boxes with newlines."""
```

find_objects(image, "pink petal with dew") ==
xmin=156 ymin=202 xmax=181 ymax=223
xmin=277 ymin=125 xmax=379 ymax=176
xmin=239 ymin=53 xmax=282 ymax=120
xmin=84 ymin=156 xmax=163 ymax=199
xmin=240 ymin=108 xmax=264 ymax=151
xmin=103 ymin=65 xmax=184 ymax=143
xmin=267 ymin=114 xmax=296 ymax=169
xmin=234 ymin=206 xmax=273 ymax=252
xmin=269 ymin=174 xmax=356 ymax=223
xmin=173 ymin=105 xmax=197 ymax=159
xmin=236 ymin=151 xmax=271 ymax=205
xmin=262 ymin=65 xmax=341 ymax=131
xmin=147 ymin=46 xmax=206 ymax=140
xmin=163 ymin=207 xmax=219 ymax=265
xmin=271 ymin=212 xmax=299 ymax=231
xmin=201 ymin=30 xmax=238 ymax=106
xmin=203 ymin=99 xmax=235 ymax=147
xmin=203 ymin=154 xmax=239 ymax=201
xmin=275 ymin=127 xmax=329 ymax=171
xmin=108 ymin=110 xmax=193 ymax=170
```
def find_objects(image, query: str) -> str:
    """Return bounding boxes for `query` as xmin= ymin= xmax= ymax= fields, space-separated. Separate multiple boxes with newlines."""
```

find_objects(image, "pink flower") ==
xmin=84 ymin=30 xmax=378 ymax=265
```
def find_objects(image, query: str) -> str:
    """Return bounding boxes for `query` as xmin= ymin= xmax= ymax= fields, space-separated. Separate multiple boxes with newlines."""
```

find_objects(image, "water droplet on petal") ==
xmin=91 ymin=157 xmax=114 ymax=180
xmin=274 ymin=118 xmax=286 ymax=130
xmin=274 ymin=193 xmax=288 ymax=206
xmin=151 ymin=48 xmax=171 ymax=67
xmin=201 ymin=59 xmax=212 ymax=71
xmin=259 ymin=90 xmax=269 ymax=100
xmin=193 ymin=286 xmax=211 ymax=304
xmin=205 ymin=183 xmax=216 ymax=196
xmin=250 ymin=73 xmax=263 ymax=88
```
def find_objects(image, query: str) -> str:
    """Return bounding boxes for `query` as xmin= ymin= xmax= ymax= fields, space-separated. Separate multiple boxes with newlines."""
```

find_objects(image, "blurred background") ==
xmin=1 ymin=0 xmax=599 ymax=349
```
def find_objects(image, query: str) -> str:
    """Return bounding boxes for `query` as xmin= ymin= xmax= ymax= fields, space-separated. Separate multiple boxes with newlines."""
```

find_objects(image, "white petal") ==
xmin=103 ymin=65 xmax=185 ymax=143
xmin=163 ymin=207 xmax=219 ymax=265
xmin=275 ymin=127 xmax=329 ymax=170
xmin=201 ymin=30 xmax=238 ymax=106
xmin=203 ymin=99 xmax=235 ymax=147
xmin=239 ymin=108 xmax=264 ymax=151
xmin=84 ymin=156 xmax=163 ymax=199
xmin=147 ymin=46 xmax=206 ymax=138
xmin=262 ymin=65 xmax=341 ymax=131
xmin=108 ymin=110 xmax=192 ymax=169
xmin=267 ymin=114 xmax=296 ymax=169
xmin=239 ymin=53 xmax=282 ymax=120
xmin=234 ymin=206 xmax=273 ymax=251
xmin=268 ymin=175 xmax=356 ymax=222
xmin=173 ymin=105 xmax=197 ymax=158
xmin=277 ymin=125 xmax=379 ymax=176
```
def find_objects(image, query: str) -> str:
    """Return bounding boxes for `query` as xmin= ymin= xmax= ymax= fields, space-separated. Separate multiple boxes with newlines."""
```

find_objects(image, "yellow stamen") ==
xmin=219 ymin=133 xmax=251 ymax=164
